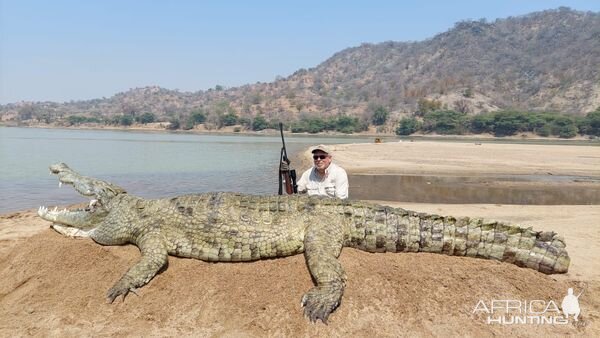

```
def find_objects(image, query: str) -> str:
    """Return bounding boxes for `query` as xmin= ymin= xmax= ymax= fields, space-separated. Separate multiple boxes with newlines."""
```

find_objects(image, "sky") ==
xmin=1 ymin=0 xmax=599 ymax=104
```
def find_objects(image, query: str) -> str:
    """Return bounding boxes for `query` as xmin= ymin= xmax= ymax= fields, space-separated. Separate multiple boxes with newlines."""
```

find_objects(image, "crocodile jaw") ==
xmin=37 ymin=206 xmax=101 ymax=229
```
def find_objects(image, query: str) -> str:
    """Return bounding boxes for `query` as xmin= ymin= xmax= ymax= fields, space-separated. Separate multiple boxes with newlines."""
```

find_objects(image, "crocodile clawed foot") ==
xmin=106 ymin=279 xmax=137 ymax=303
xmin=301 ymin=284 xmax=343 ymax=323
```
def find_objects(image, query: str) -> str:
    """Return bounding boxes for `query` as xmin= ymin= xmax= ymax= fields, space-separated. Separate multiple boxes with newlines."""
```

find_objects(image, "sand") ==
xmin=1 ymin=140 xmax=599 ymax=337
xmin=326 ymin=140 xmax=600 ymax=176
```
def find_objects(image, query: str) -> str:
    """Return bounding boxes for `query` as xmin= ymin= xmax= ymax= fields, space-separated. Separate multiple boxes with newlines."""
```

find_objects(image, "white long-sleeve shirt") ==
xmin=297 ymin=162 xmax=348 ymax=199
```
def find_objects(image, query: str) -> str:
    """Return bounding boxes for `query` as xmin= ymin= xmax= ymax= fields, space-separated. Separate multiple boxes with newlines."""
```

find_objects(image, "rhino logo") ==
xmin=561 ymin=288 xmax=582 ymax=321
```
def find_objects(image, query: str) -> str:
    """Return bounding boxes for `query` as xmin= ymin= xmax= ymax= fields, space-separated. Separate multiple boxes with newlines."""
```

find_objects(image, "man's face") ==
xmin=312 ymin=150 xmax=332 ymax=171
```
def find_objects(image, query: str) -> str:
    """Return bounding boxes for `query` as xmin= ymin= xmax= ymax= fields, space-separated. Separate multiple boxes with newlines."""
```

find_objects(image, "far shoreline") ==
xmin=2 ymin=123 xmax=599 ymax=146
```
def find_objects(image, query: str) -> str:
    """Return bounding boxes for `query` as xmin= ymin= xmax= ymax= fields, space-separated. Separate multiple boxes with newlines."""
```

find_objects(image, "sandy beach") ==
xmin=1 ymin=140 xmax=599 ymax=336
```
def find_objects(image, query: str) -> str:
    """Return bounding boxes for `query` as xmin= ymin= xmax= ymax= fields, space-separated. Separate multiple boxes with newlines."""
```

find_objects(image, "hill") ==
xmin=2 ymin=8 xmax=599 ymax=132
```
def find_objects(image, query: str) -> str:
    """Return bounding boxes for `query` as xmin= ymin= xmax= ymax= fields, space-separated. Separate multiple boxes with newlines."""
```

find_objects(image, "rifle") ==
xmin=278 ymin=123 xmax=297 ymax=195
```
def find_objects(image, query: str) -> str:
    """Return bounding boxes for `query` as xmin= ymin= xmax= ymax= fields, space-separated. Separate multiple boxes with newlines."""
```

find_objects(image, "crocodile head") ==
xmin=37 ymin=163 xmax=126 ymax=229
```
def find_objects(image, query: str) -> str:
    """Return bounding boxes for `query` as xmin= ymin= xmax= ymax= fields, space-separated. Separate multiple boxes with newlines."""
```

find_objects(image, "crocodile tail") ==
xmin=418 ymin=214 xmax=570 ymax=274
xmin=345 ymin=205 xmax=570 ymax=274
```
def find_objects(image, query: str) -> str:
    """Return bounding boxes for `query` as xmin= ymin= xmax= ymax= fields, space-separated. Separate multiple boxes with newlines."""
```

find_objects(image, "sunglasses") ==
xmin=312 ymin=154 xmax=329 ymax=160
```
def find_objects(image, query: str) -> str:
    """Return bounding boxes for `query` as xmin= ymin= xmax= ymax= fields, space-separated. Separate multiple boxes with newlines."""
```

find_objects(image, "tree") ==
xmin=423 ymin=110 xmax=468 ymax=134
xmin=221 ymin=112 xmax=238 ymax=126
xmin=536 ymin=124 xmax=552 ymax=137
xmin=491 ymin=111 xmax=528 ymax=136
xmin=396 ymin=117 xmax=421 ymax=135
xmin=119 ymin=115 xmax=133 ymax=126
xmin=137 ymin=112 xmax=156 ymax=124
xmin=453 ymin=99 xmax=471 ymax=114
xmin=67 ymin=115 xmax=87 ymax=126
xmin=189 ymin=110 xmax=206 ymax=124
xmin=580 ymin=110 xmax=600 ymax=136
xmin=371 ymin=106 xmax=389 ymax=125
xmin=238 ymin=116 xmax=251 ymax=127
xmin=415 ymin=98 xmax=442 ymax=117
xmin=470 ymin=113 xmax=494 ymax=133
xmin=17 ymin=106 xmax=35 ymax=121
xmin=335 ymin=115 xmax=362 ymax=134
xmin=167 ymin=117 xmax=180 ymax=130
xmin=463 ymin=87 xmax=474 ymax=98
xmin=252 ymin=115 xmax=268 ymax=131
xmin=551 ymin=116 xmax=578 ymax=138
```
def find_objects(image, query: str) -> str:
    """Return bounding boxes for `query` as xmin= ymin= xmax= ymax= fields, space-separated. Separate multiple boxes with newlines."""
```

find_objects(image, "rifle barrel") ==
xmin=279 ymin=123 xmax=289 ymax=162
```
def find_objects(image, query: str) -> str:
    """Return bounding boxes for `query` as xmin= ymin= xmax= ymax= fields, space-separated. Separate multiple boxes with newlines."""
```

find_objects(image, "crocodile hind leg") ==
xmin=301 ymin=220 xmax=347 ymax=323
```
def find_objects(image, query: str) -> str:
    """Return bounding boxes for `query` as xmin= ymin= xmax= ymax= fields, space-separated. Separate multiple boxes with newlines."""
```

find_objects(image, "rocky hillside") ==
xmin=2 ymin=8 xmax=599 ymax=127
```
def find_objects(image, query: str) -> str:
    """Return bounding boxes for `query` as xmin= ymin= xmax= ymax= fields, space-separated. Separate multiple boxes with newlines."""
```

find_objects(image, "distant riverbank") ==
xmin=2 ymin=122 xmax=598 ymax=145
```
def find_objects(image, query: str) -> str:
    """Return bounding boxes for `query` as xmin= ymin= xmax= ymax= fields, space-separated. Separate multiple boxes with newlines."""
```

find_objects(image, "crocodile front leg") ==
xmin=107 ymin=231 xmax=168 ymax=302
xmin=301 ymin=220 xmax=347 ymax=323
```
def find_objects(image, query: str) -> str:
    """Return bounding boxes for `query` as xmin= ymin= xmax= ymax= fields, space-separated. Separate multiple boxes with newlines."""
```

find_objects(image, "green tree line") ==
xmin=396 ymin=108 xmax=600 ymax=138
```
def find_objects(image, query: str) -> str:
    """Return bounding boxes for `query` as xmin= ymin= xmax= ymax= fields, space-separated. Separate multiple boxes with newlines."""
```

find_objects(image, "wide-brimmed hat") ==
xmin=310 ymin=144 xmax=332 ymax=154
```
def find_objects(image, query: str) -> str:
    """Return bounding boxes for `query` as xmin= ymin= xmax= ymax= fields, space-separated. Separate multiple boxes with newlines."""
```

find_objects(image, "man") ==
xmin=297 ymin=144 xmax=349 ymax=199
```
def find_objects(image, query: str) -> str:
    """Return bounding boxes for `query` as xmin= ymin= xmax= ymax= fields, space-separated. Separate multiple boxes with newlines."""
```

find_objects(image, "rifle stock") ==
xmin=282 ymin=171 xmax=294 ymax=194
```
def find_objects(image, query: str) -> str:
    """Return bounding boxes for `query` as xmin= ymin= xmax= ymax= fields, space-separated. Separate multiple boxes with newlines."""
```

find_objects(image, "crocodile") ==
xmin=37 ymin=163 xmax=570 ymax=323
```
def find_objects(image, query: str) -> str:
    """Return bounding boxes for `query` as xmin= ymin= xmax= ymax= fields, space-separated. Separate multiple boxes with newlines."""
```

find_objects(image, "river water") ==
xmin=0 ymin=127 xmax=369 ymax=213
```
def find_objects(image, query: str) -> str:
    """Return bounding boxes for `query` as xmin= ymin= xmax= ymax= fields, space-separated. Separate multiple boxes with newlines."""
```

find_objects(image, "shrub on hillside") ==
xmin=396 ymin=117 xmax=421 ymax=135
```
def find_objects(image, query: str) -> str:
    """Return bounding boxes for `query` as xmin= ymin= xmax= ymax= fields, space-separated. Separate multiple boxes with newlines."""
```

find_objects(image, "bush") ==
xmin=416 ymin=98 xmax=442 ymax=117
xmin=189 ymin=111 xmax=206 ymax=124
xmin=290 ymin=115 xmax=367 ymax=134
xmin=252 ymin=115 xmax=268 ymax=131
xmin=396 ymin=117 xmax=421 ymax=135
xmin=67 ymin=115 xmax=87 ymax=126
xmin=423 ymin=110 xmax=468 ymax=134
xmin=463 ymin=87 xmax=474 ymax=98
xmin=470 ymin=113 xmax=494 ymax=134
xmin=291 ymin=117 xmax=325 ymax=133
xmin=238 ymin=117 xmax=251 ymax=127
xmin=181 ymin=118 xmax=195 ymax=130
xmin=536 ymin=124 xmax=552 ymax=137
xmin=137 ymin=112 xmax=156 ymax=124
xmin=551 ymin=116 xmax=578 ymax=138
xmin=580 ymin=110 xmax=600 ymax=136
xmin=167 ymin=118 xmax=180 ymax=130
xmin=119 ymin=115 xmax=134 ymax=126
xmin=335 ymin=115 xmax=362 ymax=133
xmin=66 ymin=115 xmax=103 ymax=125
xmin=221 ymin=112 xmax=238 ymax=126
xmin=491 ymin=111 xmax=529 ymax=136
xmin=371 ymin=106 xmax=389 ymax=125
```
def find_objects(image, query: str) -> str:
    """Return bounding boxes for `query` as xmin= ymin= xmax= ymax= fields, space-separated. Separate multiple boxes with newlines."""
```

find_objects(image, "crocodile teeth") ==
xmin=89 ymin=199 xmax=98 ymax=208
xmin=59 ymin=182 xmax=63 ymax=188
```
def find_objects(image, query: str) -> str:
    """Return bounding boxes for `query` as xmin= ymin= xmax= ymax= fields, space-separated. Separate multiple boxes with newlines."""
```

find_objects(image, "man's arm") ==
xmin=334 ymin=168 xmax=349 ymax=199
xmin=296 ymin=169 xmax=310 ymax=194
